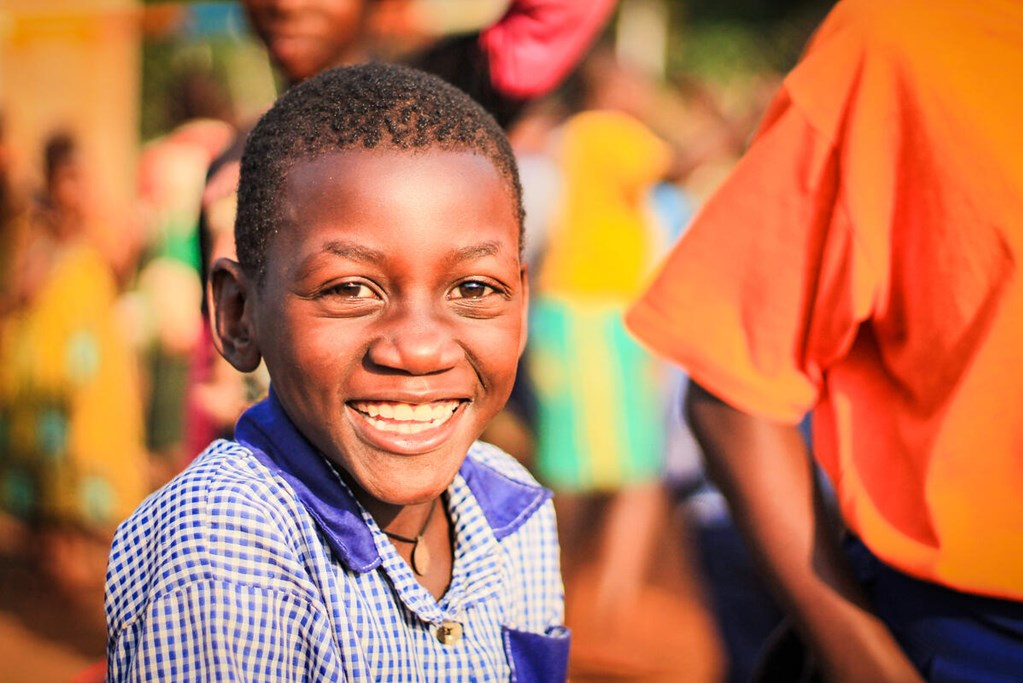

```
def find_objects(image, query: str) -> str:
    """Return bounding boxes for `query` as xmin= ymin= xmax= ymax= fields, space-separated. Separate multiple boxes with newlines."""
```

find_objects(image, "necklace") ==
xmin=382 ymin=498 xmax=438 ymax=576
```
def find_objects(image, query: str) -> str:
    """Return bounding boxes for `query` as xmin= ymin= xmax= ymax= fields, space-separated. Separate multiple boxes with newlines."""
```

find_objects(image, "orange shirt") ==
xmin=627 ymin=0 xmax=1023 ymax=599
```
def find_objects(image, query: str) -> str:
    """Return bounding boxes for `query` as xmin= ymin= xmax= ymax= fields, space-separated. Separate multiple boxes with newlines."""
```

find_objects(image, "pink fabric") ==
xmin=479 ymin=0 xmax=616 ymax=99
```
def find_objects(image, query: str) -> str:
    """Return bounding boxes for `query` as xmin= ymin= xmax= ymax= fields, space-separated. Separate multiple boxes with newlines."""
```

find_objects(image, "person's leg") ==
xmin=592 ymin=480 xmax=667 ymax=617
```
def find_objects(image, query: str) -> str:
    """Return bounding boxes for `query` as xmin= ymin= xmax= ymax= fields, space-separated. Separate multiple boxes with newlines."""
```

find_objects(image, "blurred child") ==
xmin=134 ymin=67 xmax=236 ymax=475
xmin=0 ymin=133 xmax=147 ymax=594
xmin=106 ymin=63 xmax=568 ymax=681
xmin=528 ymin=51 xmax=683 ymax=604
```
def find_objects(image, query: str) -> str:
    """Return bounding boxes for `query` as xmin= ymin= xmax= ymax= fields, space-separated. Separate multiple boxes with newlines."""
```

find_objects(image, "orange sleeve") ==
xmin=625 ymin=90 xmax=875 ymax=424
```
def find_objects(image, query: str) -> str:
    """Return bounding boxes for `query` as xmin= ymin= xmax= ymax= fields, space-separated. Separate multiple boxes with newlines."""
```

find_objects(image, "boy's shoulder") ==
xmin=127 ymin=439 xmax=290 ymax=523
xmin=108 ymin=440 xmax=317 ymax=605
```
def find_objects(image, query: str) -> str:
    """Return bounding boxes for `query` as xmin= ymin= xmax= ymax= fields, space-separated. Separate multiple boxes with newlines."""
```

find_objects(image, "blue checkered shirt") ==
xmin=106 ymin=393 xmax=567 ymax=681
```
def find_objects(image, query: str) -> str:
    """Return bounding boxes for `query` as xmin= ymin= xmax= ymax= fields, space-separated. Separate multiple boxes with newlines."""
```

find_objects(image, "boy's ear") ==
xmin=208 ymin=257 xmax=262 ymax=373
xmin=518 ymin=264 xmax=529 ymax=358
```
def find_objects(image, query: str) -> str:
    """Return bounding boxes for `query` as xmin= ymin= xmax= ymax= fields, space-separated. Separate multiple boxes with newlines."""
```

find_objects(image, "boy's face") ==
xmin=223 ymin=149 xmax=526 ymax=508
xmin=242 ymin=0 xmax=370 ymax=84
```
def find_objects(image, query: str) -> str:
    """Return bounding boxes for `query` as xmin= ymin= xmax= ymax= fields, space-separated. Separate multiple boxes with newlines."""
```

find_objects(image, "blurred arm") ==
xmin=685 ymin=381 xmax=923 ymax=683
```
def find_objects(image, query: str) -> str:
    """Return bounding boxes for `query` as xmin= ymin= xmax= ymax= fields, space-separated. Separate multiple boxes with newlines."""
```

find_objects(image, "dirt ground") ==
xmin=0 ymin=549 xmax=107 ymax=683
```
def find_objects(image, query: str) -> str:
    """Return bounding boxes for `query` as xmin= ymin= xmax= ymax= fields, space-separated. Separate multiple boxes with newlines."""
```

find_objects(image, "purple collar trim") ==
xmin=234 ymin=388 xmax=551 ymax=573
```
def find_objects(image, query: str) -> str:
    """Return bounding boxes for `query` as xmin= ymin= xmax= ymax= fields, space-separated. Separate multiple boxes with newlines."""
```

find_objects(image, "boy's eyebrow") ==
xmin=447 ymin=241 xmax=504 ymax=265
xmin=313 ymin=240 xmax=506 ymax=267
xmin=323 ymin=241 xmax=386 ymax=263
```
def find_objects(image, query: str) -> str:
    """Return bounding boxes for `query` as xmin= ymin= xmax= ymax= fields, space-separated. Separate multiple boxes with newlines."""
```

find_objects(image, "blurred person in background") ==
xmin=627 ymin=0 xmax=1023 ymax=680
xmin=524 ymin=47 xmax=711 ymax=677
xmin=133 ymin=66 xmax=236 ymax=479
xmin=0 ymin=132 xmax=147 ymax=599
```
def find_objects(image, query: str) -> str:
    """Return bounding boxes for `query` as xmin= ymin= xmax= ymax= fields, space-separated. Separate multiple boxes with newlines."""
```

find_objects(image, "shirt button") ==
xmin=436 ymin=620 xmax=463 ymax=645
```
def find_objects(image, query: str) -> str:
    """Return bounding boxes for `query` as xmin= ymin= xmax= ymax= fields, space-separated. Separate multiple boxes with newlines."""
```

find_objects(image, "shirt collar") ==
xmin=234 ymin=388 xmax=551 ymax=574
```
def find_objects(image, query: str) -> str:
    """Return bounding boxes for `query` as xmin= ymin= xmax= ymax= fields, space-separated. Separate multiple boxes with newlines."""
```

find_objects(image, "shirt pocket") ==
xmin=502 ymin=625 xmax=571 ymax=683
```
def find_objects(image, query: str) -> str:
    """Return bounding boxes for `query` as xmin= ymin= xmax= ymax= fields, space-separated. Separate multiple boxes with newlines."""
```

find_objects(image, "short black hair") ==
xmin=235 ymin=62 xmax=524 ymax=284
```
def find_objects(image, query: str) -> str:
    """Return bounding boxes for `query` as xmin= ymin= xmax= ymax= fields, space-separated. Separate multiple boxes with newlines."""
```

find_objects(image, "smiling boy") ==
xmin=105 ymin=63 xmax=567 ymax=681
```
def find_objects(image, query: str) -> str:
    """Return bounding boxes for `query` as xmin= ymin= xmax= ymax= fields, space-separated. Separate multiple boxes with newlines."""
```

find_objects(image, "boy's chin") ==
xmin=336 ymin=439 xmax=477 ymax=508
xmin=354 ymin=469 xmax=459 ymax=510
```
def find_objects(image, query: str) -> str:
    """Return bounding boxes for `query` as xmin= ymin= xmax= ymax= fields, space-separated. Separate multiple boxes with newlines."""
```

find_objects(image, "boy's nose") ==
xmin=367 ymin=309 xmax=462 ymax=375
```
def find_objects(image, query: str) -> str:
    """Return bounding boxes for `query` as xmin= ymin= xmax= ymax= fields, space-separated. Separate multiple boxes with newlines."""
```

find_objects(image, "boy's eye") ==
xmin=450 ymin=281 xmax=495 ymax=299
xmin=324 ymin=281 xmax=376 ymax=299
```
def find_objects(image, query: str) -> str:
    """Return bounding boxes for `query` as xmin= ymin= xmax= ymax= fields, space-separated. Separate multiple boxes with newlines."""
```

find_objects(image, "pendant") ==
xmin=411 ymin=536 xmax=430 ymax=576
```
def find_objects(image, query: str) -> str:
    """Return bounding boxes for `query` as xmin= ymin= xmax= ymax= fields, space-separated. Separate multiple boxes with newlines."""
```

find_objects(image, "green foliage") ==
xmin=140 ymin=34 xmax=276 ymax=143
xmin=139 ymin=2 xmax=276 ymax=142
xmin=141 ymin=38 xmax=226 ymax=141
xmin=664 ymin=0 xmax=835 ymax=81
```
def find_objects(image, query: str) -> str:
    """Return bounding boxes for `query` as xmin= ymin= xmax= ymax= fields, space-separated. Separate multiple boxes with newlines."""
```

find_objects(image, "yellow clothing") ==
xmin=0 ymin=241 xmax=147 ymax=529
xmin=538 ymin=110 xmax=671 ymax=299
xmin=529 ymin=110 xmax=673 ymax=492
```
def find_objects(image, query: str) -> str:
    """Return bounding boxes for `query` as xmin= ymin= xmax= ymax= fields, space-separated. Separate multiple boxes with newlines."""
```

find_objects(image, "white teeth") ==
xmin=368 ymin=417 xmax=443 ymax=435
xmin=352 ymin=400 xmax=461 ymax=435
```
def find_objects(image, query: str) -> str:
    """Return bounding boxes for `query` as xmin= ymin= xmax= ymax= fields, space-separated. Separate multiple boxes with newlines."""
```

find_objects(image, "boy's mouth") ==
xmin=348 ymin=400 xmax=462 ymax=435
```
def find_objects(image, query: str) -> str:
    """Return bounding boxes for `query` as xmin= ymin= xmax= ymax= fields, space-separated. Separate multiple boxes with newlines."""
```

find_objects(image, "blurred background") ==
xmin=0 ymin=1 xmax=834 ymax=681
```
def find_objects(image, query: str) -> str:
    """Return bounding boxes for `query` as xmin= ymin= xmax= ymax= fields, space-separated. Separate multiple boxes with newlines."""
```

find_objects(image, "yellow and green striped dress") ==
xmin=529 ymin=109 xmax=673 ymax=492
